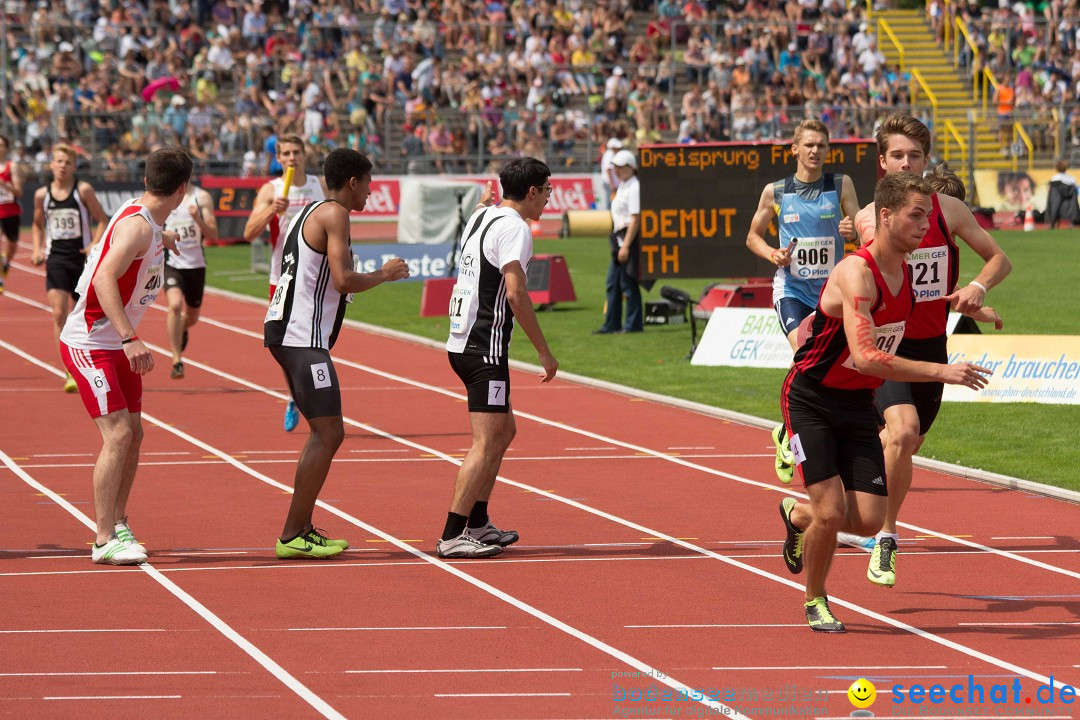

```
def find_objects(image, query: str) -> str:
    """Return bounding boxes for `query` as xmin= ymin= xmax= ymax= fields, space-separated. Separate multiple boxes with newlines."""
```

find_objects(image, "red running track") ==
xmin=1 ymin=258 xmax=1078 ymax=720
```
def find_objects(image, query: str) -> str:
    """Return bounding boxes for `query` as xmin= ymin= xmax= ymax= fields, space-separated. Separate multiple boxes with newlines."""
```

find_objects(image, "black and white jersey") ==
xmin=263 ymin=201 xmax=347 ymax=350
xmin=446 ymin=206 xmax=533 ymax=358
xmin=42 ymin=180 xmax=92 ymax=258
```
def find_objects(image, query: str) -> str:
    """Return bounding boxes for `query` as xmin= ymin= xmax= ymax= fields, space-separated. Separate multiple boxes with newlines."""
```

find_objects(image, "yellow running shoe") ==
xmin=867 ymin=536 xmax=897 ymax=587
xmin=804 ymin=596 xmax=845 ymax=633
xmin=64 ymin=373 xmax=78 ymax=393
xmin=772 ymin=424 xmax=794 ymax=484
xmin=276 ymin=530 xmax=344 ymax=559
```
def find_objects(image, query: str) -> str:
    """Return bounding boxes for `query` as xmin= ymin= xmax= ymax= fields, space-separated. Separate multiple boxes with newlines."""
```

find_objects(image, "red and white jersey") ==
xmin=60 ymin=200 xmax=165 ymax=350
xmin=0 ymin=161 xmax=19 ymax=218
xmin=267 ymin=175 xmax=323 ymax=285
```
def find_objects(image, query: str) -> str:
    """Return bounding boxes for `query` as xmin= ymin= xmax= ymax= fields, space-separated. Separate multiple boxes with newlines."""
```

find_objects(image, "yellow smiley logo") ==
xmin=848 ymin=678 xmax=877 ymax=709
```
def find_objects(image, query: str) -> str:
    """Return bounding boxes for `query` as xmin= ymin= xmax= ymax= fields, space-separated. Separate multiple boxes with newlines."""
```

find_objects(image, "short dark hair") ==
xmin=926 ymin=163 xmax=966 ymax=201
xmin=874 ymin=171 xmax=934 ymax=221
xmin=499 ymin=157 xmax=551 ymax=201
xmin=144 ymin=147 xmax=193 ymax=196
xmin=876 ymin=113 xmax=932 ymax=158
xmin=323 ymin=148 xmax=372 ymax=190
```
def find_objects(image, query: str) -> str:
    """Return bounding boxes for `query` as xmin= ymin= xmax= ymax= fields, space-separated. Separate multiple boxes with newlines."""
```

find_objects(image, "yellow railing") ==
xmin=941 ymin=0 xmax=952 ymax=48
xmin=866 ymin=0 xmax=872 ymax=20
xmin=910 ymin=68 xmax=938 ymax=134
xmin=981 ymin=67 xmax=1000 ymax=115
xmin=1012 ymin=124 xmax=1034 ymax=172
xmin=953 ymin=17 xmax=980 ymax=97
xmin=877 ymin=19 xmax=906 ymax=71
xmin=942 ymin=119 xmax=967 ymax=166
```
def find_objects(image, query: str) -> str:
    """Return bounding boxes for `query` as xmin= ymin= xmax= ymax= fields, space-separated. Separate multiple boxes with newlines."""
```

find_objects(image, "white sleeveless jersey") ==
xmin=263 ymin=201 xmax=348 ymax=350
xmin=164 ymin=186 xmax=207 ymax=270
xmin=42 ymin=180 xmax=93 ymax=257
xmin=445 ymin=206 xmax=532 ymax=357
xmin=60 ymin=200 xmax=165 ymax=350
xmin=268 ymin=175 xmax=324 ymax=285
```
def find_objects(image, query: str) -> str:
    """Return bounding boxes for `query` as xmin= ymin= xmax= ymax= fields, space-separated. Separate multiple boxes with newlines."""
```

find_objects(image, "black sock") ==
xmin=467 ymin=501 xmax=489 ymax=529
xmin=442 ymin=512 xmax=468 ymax=541
xmin=779 ymin=425 xmax=787 ymax=442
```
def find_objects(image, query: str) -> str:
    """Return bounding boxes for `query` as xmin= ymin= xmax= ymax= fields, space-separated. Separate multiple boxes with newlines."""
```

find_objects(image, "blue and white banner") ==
xmin=351 ymin=243 xmax=454 ymax=282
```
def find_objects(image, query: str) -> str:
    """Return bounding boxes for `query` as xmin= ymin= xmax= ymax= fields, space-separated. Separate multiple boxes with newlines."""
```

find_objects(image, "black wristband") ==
xmin=121 ymin=336 xmax=139 ymax=345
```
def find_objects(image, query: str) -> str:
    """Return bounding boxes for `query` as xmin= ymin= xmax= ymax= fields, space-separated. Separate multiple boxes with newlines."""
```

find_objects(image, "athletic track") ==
xmin=1 ymin=254 xmax=1078 ymax=720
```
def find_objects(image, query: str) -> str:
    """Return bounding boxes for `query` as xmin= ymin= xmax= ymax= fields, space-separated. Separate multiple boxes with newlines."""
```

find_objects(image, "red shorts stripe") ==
xmin=60 ymin=343 xmax=143 ymax=418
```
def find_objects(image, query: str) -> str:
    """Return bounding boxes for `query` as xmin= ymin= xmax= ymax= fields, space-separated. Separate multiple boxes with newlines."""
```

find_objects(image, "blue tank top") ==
xmin=771 ymin=173 xmax=845 ymax=309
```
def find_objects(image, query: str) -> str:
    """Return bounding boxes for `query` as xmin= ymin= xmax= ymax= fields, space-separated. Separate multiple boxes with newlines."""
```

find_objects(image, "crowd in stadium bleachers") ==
xmin=2 ymin=0 xmax=1077 ymax=177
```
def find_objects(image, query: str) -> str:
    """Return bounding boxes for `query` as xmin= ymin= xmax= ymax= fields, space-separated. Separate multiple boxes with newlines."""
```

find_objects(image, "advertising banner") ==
xmin=691 ymin=307 xmax=793 ymax=368
xmin=637 ymin=140 xmax=879 ymax=280
xmin=350 ymin=243 xmax=454 ymax=282
xmin=944 ymin=335 xmax=1080 ymax=405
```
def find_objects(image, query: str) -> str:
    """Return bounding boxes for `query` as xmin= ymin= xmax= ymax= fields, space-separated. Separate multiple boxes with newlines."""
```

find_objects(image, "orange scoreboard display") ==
xmin=637 ymin=140 xmax=879 ymax=280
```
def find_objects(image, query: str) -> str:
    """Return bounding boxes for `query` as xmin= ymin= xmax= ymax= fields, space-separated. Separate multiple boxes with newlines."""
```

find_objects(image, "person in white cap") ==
xmin=599 ymin=137 xmax=623 ymax=209
xmin=594 ymin=149 xmax=642 ymax=334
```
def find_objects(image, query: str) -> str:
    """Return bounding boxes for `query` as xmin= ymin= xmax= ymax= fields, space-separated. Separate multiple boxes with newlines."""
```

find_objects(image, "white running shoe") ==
xmin=436 ymin=532 xmax=503 ymax=559
xmin=837 ymin=532 xmax=876 ymax=552
xmin=114 ymin=518 xmax=147 ymax=555
xmin=91 ymin=538 xmax=147 ymax=565
xmin=465 ymin=521 xmax=520 ymax=547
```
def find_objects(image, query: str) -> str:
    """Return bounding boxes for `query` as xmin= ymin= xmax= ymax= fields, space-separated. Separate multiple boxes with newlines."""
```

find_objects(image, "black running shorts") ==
xmin=268 ymin=345 xmax=341 ymax=420
xmin=782 ymin=370 xmax=887 ymax=495
xmin=45 ymin=253 xmax=85 ymax=294
xmin=0 ymin=215 xmax=19 ymax=243
xmin=164 ymin=265 xmax=206 ymax=309
xmin=448 ymin=352 xmax=511 ymax=413
xmin=874 ymin=335 xmax=947 ymax=435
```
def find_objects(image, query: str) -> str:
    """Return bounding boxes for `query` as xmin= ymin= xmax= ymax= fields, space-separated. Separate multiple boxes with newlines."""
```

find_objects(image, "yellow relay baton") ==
xmin=278 ymin=166 xmax=294 ymax=215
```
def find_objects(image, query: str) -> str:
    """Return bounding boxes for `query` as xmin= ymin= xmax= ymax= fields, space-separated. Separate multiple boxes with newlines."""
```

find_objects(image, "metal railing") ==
xmin=942 ymin=118 xmax=968 ymax=166
xmin=953 ymin=17 xmax=980 ymax=98
xmin=981 ymin=68 xmax=1000 ymax=116
xmin=877 ymin=19 xmax=906 ymax=72
xmin=910 ymin=68 xmax=938 ymax=134
xmin=1012 ymin=124 xmax=1034 ymax=172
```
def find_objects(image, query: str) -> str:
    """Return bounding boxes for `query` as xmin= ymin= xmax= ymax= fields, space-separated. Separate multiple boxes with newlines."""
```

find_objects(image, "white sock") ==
xmin=875 ymin=531 xmax=899 ymax=543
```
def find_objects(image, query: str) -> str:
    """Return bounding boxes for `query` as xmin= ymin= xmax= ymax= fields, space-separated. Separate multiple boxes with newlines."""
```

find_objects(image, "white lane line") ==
xmin=7 ymin=305 xmax=1074 ymax=698
xmin=957 ymin=622 xmax=1080 ymax=627
xmin=346 ymin=668 xmax=582 ymax=674
xmin=0 ymin=449 xmax=345 ymax=720
xmin=16 ymin=453 xmax=769 ymax=469
xmin=434 ymin=692 xmax=571 ymax=698
xmin=0 ymin=554 xmax=712 ymax=578
xmin=711 ymin=665 xmax=948 ymax=671
xmin=627 ymin=624 xmax=804 ymax=629
xmin=138 ymin=318 xmax=1079 ymax=691
xmin=0 ymin=336 xmax=746 ymax=720
xmin=0 ymin=628 xmax=167 ymax=634
xmin=287 ymin=626 xmax=506 ymax=632
xmin=992 ymin=536 xmax=1053 ymax=540
xmin=2 ymin=671 xmax=218 ymax=677
xmin=44 ymin=695 xmax=182 ymax=701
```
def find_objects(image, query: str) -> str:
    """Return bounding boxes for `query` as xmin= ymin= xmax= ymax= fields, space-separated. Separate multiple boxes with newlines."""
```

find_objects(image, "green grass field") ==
xmin=204 ymin=228 xmax=1079 ymax=491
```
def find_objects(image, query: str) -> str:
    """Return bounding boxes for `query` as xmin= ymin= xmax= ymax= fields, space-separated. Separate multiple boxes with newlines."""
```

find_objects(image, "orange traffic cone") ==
xmin=1023 ymin=204 xmax=1034 ymax=232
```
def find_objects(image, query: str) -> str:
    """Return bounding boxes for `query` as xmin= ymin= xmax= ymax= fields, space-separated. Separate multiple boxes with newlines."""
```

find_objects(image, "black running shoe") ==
xmin=804 ymin=596 xmax=845 ymax=633
xmin=779 ymin=497 xmax=804 ymax=574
